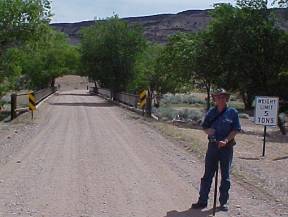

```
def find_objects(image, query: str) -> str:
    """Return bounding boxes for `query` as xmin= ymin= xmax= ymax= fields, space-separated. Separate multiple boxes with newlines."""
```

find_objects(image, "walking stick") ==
xmin=213 ymin=161 xmax=219 ymax=216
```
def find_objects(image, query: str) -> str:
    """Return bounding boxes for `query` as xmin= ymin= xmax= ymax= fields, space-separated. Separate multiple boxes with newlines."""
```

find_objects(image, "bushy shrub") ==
xmin=157 ymin=107 xmax=178 ymax=120
xmin=184 ymin=109 xmax=203 ymax=121
xmin=161 ymin=93 xmax=205 ymax=105
xmin=157 ymin=107 xmax=203 ymax=123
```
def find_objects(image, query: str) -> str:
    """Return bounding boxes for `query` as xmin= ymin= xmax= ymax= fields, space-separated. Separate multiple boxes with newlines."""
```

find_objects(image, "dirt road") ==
xmin=0 ymin=89 xmax=286 ymax=217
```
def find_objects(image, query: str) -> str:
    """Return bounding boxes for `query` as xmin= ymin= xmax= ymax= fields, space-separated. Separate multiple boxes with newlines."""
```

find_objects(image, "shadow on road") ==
xmin=165 ymin=208 xmax=216 ymax=217
xmin=49 ymin=102 xmax=114 ymax=107
xmin=56 ymin=93 xmax=92 ymax=97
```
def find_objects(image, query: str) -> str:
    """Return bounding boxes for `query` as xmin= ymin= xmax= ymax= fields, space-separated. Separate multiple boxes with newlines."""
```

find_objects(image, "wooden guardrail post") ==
xmin=28 ymin=91 xmax=36 ymax=120
xmin=146 ymin=89 xmax=152 ymax=117
xmin=11 ymin=94 xmax=17 ymax=120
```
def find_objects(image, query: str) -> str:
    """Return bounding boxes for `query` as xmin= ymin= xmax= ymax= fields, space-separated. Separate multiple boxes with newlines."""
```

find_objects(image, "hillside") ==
xmin=51 ymin=8 xmax=288 ymax=44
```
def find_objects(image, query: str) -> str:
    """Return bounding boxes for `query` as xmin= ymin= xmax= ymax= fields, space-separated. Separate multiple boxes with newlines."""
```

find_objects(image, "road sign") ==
xmin=255 ymin=96 xmax=279 ymax=157
xmin=139 ymin=90 xmax=147 ymax=109
xmin=255 ymin=96 xmax=279 ymax=126
xmin=28 ymin=92 xmax=36 ymax=111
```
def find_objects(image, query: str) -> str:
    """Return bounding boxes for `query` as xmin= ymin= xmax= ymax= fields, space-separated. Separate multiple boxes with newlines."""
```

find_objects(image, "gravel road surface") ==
xmin=0 ymin=89 xmax=286 ymax=217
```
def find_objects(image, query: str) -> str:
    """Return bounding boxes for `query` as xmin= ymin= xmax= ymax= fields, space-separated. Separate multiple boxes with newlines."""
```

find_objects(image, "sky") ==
xmin=51 ymin=0 xmax=277 ymax=23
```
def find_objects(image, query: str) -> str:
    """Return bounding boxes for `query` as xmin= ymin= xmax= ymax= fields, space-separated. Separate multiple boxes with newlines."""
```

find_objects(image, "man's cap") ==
xmin=212 ymin=88 xmax=230 ymax=96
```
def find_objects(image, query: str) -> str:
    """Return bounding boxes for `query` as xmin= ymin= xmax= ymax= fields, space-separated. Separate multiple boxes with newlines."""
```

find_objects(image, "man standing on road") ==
xmin=191 ymin=89 xmax=241 ymax=211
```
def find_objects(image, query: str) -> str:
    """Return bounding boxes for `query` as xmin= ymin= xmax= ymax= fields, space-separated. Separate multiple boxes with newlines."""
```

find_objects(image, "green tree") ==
xmin=207 ymin=0 xmax=288 ymax=109
xmin=0 ymin=47 xmax=23 ymax=93
xmin=128 ymin=43 xmax=165 ymax=93
xmin=0 ymin=0 xmax=52 ymax=95
xmin=190 ymin=31 xmax=225 ymax=109
xmin=0 ymin=0 xmax=51 ymax=57
xmin=155 ymin=32 xmax=222 ymax=109
xmin=156 ymin=0 xmax=288 ymax=109
xmin=3 ymin=26 xmax=80 ymax=90
xmin=21 ymin=28 xmax=80 ymax=89
xmin=80 ymin=16 xmax=146 ymax=98
xmin=154 ymin=33 xmax=195 ymax=94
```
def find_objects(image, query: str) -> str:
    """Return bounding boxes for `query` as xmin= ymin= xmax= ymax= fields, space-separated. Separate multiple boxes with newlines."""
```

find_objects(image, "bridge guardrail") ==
xmin=93 ymin=87 xmax=152 ymax=116
xmin=116 ymin=92 xmax=139 ymax=108
xmin=98 ymin=88 xmax=111 ymax=99
xmin=11 ymin=87 xmax=57 ymax=120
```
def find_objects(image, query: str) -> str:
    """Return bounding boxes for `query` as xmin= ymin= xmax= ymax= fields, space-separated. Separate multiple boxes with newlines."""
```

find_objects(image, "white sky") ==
xmin=51 ymin=0 xmax=277 ymax=23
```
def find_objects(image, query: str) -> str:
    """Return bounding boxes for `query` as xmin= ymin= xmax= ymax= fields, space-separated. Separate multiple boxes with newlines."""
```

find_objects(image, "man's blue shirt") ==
xmin=202 ymin=106 xmax=241 ymax=141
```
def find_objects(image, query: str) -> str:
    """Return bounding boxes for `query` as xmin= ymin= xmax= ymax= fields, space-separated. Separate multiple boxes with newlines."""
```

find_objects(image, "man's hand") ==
xmin=218 ymin=139 xmax=229 ymax=148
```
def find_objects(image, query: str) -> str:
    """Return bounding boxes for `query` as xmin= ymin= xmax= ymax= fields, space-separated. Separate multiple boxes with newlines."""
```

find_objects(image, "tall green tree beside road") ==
xmin=154 ymin=33 xmax=196 ymax=94
xmin=17 ymin=27 xmax=80 ymax=89
xmin=1 ymin=0 xmax=80 ymax=92
xmin=128 ymin=43 xmax=163 ymax=93
xmin=0 ymin=0 xmax=51 ymax=57
xmin=155 ymin=0 xmax=288 ymax=109
xmin=190 ymin=31 xmax=224 ymax=110
xmin=207 ymin=0 xmax=288 ymax=109
xmin=0 ymin=0 xmax=52 ymax=95
xmin=155 ymin=32 xmax=222 ymax=109
xmin=80 ymin=16 xmax=146 ymax=97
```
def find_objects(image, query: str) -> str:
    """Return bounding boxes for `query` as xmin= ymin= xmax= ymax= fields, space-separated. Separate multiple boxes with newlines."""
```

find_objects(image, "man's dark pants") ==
xmin=198 ymin=142 xmax=233 ymax=205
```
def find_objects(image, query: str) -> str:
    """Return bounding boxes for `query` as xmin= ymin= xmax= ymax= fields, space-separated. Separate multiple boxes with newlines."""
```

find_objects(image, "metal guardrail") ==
xmin=35 ymin=87 xmax=57 ymax=104
xmin=97 ymin=88 xmax=139 ymax=108
xmin=95 ymin=87 xmax=152 ymax=116
xmin=11 ymin=87 xmax=57 ymax=120
xmin=98 ymin=88 xmax=111 ymax=99
xmin=116 ymin=92 xmax=139 ymax=108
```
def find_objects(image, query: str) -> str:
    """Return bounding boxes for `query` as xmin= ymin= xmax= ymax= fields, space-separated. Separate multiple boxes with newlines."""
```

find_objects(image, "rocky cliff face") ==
xmin=51 ymin=9 xmax=288 ymax=44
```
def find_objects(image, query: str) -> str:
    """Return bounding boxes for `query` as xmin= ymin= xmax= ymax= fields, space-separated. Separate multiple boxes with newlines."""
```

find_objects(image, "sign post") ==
xmin=262 ymin=126 xmax=267 ymax=157
xmin=139 ymin=90 xmax=147 ymax=116
xmin=28 ymin=91 xmax=36 ymax=120
xmin=255 ymin=96 xmax=279 ymax=157
xmin=11 ymin=94 xmax=17 ymax=120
